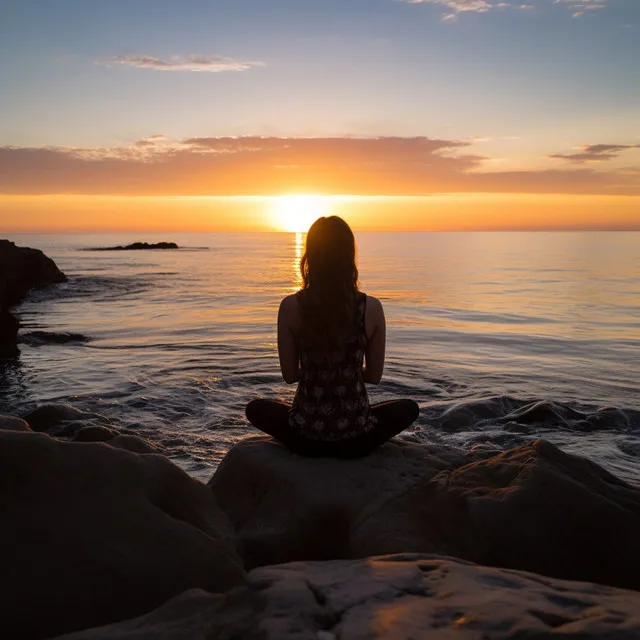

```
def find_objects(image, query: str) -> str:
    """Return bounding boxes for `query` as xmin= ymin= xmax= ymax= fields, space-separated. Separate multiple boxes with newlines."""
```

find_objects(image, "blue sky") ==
xmin=1 ymin=0 xmax=639 ymax=202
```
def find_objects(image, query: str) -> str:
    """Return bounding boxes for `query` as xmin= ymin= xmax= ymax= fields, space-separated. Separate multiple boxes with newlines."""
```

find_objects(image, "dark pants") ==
xmin=245 ymin=398 xmax=420 ymax=458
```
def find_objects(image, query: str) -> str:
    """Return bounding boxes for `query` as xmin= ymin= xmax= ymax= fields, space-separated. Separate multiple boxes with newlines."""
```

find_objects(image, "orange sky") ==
xmin=2 ymin=193 xmax=638 ymax=233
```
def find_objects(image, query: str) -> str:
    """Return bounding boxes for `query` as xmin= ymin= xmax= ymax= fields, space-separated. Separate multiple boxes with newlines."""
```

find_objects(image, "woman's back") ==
xmin=290 ymin=290 xmax=374 ymax=440
xmin=245 ymin=215 xmax=418 ymax=457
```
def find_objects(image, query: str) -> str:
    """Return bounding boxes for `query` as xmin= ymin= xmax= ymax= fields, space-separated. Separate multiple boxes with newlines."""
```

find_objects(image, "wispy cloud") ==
xmin=1 ymin=136 xmax=638 ymax=196
xmin=551 ymin=143 xmax=640 ymax=163
xmin=398 ymin=0 xmax=607 ymax=19
xmin=96 ymin=54 xmax=265 ymax=72
xmin=553 ymin=0 xmax=607 ymax=19
xmin=399 ymin=0 xmax=492 ymax=12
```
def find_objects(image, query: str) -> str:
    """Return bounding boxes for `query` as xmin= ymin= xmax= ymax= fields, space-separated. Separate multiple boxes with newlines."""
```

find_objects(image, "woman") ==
xmin=246 ymin=216 xmax=419 ymax=457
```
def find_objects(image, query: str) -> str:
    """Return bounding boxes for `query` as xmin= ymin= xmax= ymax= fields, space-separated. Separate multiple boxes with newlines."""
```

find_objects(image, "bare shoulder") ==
xmin=362 ymin=293 xmax=384 ymax=313
xmin=280 ymin=293 xmax=299 ymax=311
xmin=279 ymin=293 xmax=301 ymax=326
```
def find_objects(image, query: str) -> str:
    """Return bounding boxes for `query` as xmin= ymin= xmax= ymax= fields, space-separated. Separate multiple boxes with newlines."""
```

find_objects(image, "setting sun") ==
xmin=271 ymin=195 xmax=331 ymax=232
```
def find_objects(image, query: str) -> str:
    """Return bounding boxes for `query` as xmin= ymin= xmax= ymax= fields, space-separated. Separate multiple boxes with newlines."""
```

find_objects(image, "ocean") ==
xmin=2 ymin=231 xmax=639 ymax=484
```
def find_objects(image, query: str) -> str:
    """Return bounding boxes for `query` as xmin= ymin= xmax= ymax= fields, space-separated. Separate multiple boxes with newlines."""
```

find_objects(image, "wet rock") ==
xmin=23 ymin=403 xmax=111 ymax=434
xmin=0 ymin=431 xmax=245 ymax=639
xmin=73 ymin=425 xmax=117 ymax=442
xmin=438 ymin=396 xmax=517 ymax=430
xmin=0 ymin=413 xmax=31 ymax=432
xmin=497 ymin=400 xmax=585 ymax=425
xmin=0 ymin=239 xmax=67 ymax=357
xmin=0 ymin=300 xmax=19 ymax=357
xmin=55 ymin=554 xmax=640 ymax=639
xmin=108 ymin=434 xmax=160 ymax=454
xmin=20 ymin=331 xmax=90 ymax=346
xmin=209 ymin=437 xmax=640 ymax=590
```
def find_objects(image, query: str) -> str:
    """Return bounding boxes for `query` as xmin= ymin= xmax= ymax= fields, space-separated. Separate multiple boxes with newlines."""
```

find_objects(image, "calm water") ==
xmin=2 ymin=232 xmax=639 ymax=484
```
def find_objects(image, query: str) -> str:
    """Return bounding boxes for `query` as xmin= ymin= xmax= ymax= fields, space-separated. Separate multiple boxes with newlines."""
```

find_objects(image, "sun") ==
xmin=271 ymin=195 xmax=331 ymax=232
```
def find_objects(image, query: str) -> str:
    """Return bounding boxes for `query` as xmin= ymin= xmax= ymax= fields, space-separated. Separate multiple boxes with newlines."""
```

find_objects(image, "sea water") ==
xmin=1 ymin=231 xmax=639 ymax=483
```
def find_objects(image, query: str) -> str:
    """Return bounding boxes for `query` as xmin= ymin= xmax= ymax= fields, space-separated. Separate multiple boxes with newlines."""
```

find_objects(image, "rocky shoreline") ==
xmin=0 ymin=239 xmax=67 ymax=357
xmin=1 ymin=406 xmax=639 ymax=638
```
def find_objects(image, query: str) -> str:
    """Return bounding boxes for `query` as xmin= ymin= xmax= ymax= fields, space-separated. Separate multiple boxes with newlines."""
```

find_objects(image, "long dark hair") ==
xmin=299 ymin=216 xmax=359 ymax=362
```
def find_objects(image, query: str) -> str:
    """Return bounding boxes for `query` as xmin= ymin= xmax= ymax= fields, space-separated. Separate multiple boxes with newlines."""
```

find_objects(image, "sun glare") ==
xmin=271 ymin=195 xmax=330 ymax=232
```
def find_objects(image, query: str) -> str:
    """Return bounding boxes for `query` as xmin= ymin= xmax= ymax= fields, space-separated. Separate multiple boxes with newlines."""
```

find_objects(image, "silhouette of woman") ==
xmin=246 ymin=216 xmax=419 ymax=457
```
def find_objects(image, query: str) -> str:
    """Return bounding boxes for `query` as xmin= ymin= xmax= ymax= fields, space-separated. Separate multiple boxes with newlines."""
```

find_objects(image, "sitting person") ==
xmin=246 ymin=215 xmax=419 ymax=457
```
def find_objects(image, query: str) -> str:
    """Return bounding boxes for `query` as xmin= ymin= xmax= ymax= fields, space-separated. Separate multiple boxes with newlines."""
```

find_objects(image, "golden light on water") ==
xmin=291 ymin=231 xmax=305 ymax=291
xmin=271 ymin=195 xmax=330 ymax=232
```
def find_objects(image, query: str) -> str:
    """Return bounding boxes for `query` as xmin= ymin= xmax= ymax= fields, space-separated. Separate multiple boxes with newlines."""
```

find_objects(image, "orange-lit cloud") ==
xmin=1 ymin=136 xmax=639 ymax=197
xmin=550 ymin=144 xmax=640 ymax=163
xmin=96 ymin=54 xmax=265 ymax=72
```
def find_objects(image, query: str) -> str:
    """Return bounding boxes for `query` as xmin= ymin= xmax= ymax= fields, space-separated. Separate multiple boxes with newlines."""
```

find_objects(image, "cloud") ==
xmin=399 ymin=0 xmax=492 ymax=12
xmin=398 ymin=0 xmax=608 ymax=17
xmin=550 ymin=143 xmax=640 ymax=163
xmin=96 ymin=54 xmax=264 ymax=72
xmin=1 ymin=136 xmax=638 ymax=197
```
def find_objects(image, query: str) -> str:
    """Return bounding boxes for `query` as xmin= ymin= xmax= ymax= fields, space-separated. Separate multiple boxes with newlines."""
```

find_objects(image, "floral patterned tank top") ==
xmin=289 ymin=291 xmax=376 ymax=441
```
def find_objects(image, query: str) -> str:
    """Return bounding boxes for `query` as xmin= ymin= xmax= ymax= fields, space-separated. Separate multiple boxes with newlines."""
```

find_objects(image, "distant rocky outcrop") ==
xmin=89 ymin=242 xmax=179 ymax=251
xmin=0 ymin=239 xmax=67 ymax=357
xmin=55 ymin=554 xmax=640 ymax=640
xmin=209 ymin=436 xmax=640 ymax=591
xmin=0 ymin=430 xmax=245 ymax=639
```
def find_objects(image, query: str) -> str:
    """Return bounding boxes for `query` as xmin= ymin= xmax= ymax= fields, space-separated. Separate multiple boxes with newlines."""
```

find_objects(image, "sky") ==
xmin=1 ymin=0 xmax=639 ymax=231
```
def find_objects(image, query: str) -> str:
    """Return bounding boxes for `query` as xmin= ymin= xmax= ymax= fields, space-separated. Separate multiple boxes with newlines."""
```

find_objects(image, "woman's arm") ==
xmin=277 ymin=294 xmax=300 ymax=384
xmin=363 ymin=295 xmax=386 ymax=384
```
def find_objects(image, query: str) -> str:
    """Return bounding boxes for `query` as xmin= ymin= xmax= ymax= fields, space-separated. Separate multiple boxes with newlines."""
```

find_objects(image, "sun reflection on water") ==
xmin=291 ymin=231 xmax=305 ymax=291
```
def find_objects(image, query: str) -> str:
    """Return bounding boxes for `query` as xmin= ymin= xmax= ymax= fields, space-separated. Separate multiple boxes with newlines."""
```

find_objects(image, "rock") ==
xmin=0 ymin=299 xmax=19 ymax=357
xmin=0 ymin=239 xmax=66 ymax=357
xmin=73 ymin=425 xmax=117 ymax=442
xmin=209 ymin=437 xmax=640 ymax=590
xmin=0 ymin=431 xmax=245 ymax=639
xmin=208 ymin=436 xmax=465 ymax=568
xmin=89 ymin=242 xmax=179 ymax=251
xmin=54 ymin=554 xmax=640 ymax=639
xmin=20 ymin=331 xmax=91 ymax=346
xmin=108 ymin=434 xmax=160 ymax=454
xmin=23 ymin=403 xmax=111 ymax=434
xmin=0 ymin=413 xmax=31 ymax=431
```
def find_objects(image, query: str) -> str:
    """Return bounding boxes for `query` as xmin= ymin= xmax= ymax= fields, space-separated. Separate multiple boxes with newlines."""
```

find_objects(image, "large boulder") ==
xmin=209 ymin=436 xmax=640 ymax=590
xmin=0 ymin=431 xmax=245 ymax=639
xmin=0 ymin=239 xmax=67 ymax=357
xmin=55 ymin=554 xmax=640 ymax=639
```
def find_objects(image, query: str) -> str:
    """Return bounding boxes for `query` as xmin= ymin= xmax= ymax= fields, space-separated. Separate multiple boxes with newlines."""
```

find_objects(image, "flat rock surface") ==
xmin=209 ymin=436 xmax=640 ymax=590
xmin=56 ymin=554 xmax=640 ymax=639
xmin=0 ymin=431 xmax=245 ymax=640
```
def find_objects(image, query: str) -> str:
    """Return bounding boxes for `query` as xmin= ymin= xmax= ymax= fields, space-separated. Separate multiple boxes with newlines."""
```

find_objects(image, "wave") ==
xmin=420 ymin=396 xmax=640 ymax=433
